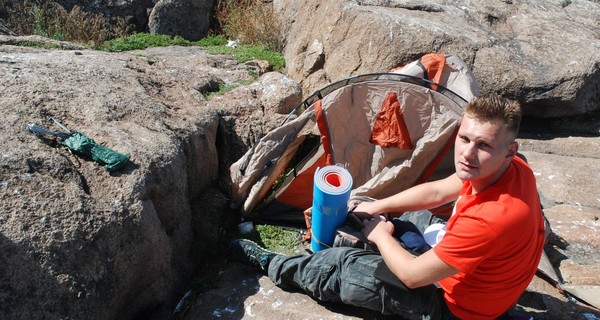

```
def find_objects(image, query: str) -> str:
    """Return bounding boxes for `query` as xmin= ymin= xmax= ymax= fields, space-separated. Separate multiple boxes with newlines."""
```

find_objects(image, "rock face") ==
xmin=0 ymin=36 xmax=301 ymax=319
xmin=0 ymin=42 xmax=216 ymax=320
xmin=275 ymin=0 xmax=600 ymax=122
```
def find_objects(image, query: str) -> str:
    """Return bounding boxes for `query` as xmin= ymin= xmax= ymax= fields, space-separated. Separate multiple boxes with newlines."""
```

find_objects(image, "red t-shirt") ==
xmin=433 ymin=157 xmax=545 ymax=319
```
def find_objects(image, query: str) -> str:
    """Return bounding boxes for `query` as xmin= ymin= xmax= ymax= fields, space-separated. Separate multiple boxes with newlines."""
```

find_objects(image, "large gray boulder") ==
xmin=275 ymin=0 xmax=600 ymax=121
xmin=148 ymin=0 xmax=215 ymax=41
xmin=0 ymin=42 xmax=216 ymax=320
xmin=0 ymin=36 xmax=300 ymax=319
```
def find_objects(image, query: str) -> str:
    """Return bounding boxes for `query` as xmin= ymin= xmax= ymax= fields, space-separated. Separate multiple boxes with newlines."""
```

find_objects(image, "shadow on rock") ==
xmin=517 ymin=290 xmax=600 ymax=320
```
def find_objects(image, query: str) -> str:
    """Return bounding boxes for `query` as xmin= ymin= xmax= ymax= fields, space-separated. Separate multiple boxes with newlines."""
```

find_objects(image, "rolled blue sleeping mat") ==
xmin=311 ymin=165 xmax=353 ymax=252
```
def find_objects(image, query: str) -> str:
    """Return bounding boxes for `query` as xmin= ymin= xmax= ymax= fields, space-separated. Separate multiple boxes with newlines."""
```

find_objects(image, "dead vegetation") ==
xmin=215 ymin=0 xmax=285 ymax=51
xmin=0 ymin=0 xmax=129 ymax=47
xmin=1 ymin=0 xmax=285 ymax=51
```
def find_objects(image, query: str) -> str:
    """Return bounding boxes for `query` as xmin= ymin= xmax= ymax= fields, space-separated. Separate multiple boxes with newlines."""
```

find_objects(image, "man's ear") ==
xmin=506 ymin=141 xmax=519 ymax=161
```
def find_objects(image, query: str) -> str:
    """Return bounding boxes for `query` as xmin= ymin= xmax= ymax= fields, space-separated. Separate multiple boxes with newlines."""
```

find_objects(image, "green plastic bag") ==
xmin=61 ymin=132 xmax=130 ymax=172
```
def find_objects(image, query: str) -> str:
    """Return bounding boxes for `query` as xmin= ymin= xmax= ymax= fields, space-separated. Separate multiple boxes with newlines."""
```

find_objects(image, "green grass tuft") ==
xmin=241 ymin=224 xmax=304 ymax=256
xmin=98 ymin=34 xmax=285 ymax=72
xmin=203 ymin=83 xmax=238 ymax=100
xmin=195 ymin=34 xmax=228 ymax=47
xmin=200 ymin=44 xmax=285 ymax=71
xmin=100 ymin=33 xmax=192 ymax=52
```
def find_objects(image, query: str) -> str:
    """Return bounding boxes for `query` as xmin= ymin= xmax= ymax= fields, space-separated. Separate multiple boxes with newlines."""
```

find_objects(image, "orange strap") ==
xmin=303 ymin=208 xmax=312 ymax=242
xmin=314 ymin=99 xmax=333 ymax=165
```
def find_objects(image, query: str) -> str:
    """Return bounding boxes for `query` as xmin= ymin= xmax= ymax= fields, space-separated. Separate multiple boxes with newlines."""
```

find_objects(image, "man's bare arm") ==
xmin=362 ymin=219 xmax=459 ymax=288
xmin=354 ymin=173 xmax=463 ymax=218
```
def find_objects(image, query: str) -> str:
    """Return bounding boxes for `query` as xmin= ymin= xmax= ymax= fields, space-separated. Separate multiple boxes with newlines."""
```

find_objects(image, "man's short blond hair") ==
xmin=465 ymin=95 xmax=522 ymax=138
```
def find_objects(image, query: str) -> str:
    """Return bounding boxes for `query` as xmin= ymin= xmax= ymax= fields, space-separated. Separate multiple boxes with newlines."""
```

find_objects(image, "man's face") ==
xmin=454 ymin=114 xmax=517 ymax=192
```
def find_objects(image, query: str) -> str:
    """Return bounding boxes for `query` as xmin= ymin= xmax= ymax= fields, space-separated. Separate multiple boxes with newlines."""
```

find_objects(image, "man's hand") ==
xmin=363 ymin=217 xmax=460 ymax=289
xmin=361 ymin=217 xmax=394 ymax=244
xmin=351 ymin=201 xmax=380 ymax=220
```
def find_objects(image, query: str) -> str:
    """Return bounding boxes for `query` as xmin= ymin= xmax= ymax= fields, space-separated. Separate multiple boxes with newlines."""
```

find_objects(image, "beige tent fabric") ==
xmin=391 ymin=54 xmax=480 ymax=102
xmin=230 ymin=55 xmax=479 ymax=217
xmin=230 ymin=77 xmax=470 ymax=216
xmin=319 ymin=80 xmax=464 ymax=200
xmin=230 ymin=110 xmax=315 ymax=212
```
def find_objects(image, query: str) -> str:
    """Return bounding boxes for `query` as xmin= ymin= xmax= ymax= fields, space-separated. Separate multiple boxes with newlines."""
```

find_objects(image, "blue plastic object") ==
xmin=311 ymin=166 xmax=353 ymax=252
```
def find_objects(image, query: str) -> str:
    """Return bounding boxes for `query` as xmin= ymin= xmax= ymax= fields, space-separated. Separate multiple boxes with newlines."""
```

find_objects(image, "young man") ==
xmin=230 ymin=95 xmax=546 ymax=319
